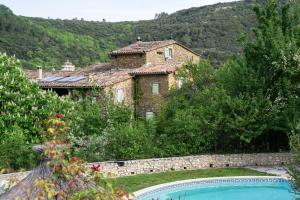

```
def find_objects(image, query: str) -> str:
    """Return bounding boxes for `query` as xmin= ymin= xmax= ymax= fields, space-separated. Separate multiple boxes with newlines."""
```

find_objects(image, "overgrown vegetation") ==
xmin=69 ymin=91 xmax=154 ymax=161
xmin=0 ymin=53 xmax=74 ymax=170
xmin=155 ymin=0 xmax=300 ymax=155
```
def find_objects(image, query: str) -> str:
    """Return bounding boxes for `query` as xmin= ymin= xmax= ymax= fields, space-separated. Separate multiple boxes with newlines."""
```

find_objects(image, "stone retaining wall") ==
xmin=93 ymin=153 xmax=291 ymax=177
xmin=0 ymin=153 xmax=291 ymax=186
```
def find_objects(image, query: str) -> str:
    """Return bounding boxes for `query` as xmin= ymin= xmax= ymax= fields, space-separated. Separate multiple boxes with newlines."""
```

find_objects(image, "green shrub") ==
xmin=0 ymin=53 xmax=74 ymax=170
xmin=69 ymin=90 xmax=140 ymax=161
xmin=104 ymin=121 xmax=154 ymax=160
xmin=156 ymin=0 xmax=300 ymax=155
xmin=0 ymin=127 xmax=38 ymax=171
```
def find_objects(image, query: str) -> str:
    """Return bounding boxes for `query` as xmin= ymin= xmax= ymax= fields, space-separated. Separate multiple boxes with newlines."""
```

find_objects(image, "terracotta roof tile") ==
xmin=111 ymin=40 xmax=176 ymax=55
xmin=25 ymin=64 xmax=132 ymax=88
xmin=129 ymin=62 xmax=183 ymax=75
xmin=38 ymin=70 xmax=132 ymax=88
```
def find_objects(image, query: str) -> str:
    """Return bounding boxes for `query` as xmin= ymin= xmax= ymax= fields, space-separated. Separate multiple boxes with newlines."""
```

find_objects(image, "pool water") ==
xmin=135 ymin=177 xmax=300 ymax=200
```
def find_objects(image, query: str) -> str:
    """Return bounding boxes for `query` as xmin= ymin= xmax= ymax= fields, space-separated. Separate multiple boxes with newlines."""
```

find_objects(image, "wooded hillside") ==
xmin=0 ymin=1 xmax=267 ymax=69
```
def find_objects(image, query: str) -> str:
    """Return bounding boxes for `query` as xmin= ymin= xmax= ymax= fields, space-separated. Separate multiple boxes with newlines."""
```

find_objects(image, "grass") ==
xmin=112 ymin=168 xmax=271 ymax=192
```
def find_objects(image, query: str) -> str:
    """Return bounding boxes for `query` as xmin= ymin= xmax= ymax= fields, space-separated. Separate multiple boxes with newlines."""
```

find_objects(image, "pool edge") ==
xmin=133 ymin=176 xmax=290 ymax=198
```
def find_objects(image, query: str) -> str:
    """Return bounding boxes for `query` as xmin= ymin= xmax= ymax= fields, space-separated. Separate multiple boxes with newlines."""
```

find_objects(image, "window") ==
xmin=146 ymin=112 xmax=155 ymax=120
xmin=164 ymin=47 xmax=173 ymax=59
xmin=177 ymin=78 xmax=184 ymax=88
xmin=152 ymin=82 xmax=159 ymax=95
xmin=116 ymin=88 xmax=125 ymax=103
xmin=92 ymin=96 xmax=97 ymax=103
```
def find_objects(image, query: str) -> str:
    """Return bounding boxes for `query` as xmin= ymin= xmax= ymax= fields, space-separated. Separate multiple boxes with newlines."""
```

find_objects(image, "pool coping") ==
xmin=133 ymin=176 xmax=290 ymax=199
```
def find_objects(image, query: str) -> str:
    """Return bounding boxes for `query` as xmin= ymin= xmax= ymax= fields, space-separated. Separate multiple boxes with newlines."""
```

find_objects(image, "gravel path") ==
xmin=247 ymin=166 xmax=291 ymax=179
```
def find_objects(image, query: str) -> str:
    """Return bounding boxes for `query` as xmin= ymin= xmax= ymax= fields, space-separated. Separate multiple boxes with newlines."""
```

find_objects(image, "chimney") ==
xmin=137 ymin=36 xmax=141 ymax=42
xmin=37 ymin=66 xmax=43 ymax=80
xmin=88 ymin=73 xmax=94 ymax=82
xmin=61 ymin=60 xmax=75 ymax=71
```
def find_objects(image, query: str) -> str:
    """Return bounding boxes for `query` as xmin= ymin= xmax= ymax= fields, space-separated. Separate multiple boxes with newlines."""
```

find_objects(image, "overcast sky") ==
xmin=0 ymin=0 xmax=238 ymax=22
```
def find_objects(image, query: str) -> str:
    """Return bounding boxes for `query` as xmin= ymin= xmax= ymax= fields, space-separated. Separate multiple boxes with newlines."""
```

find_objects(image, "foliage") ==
xmin=0 ymin=53 xmax=74 ymax=170
xmin=104 ymin=121 xmax=155 ymax=160
xmin=0 ymin=127 xmax=37 ymax=171
xmin=0 ymin=5 xmax=113 ymax=69
xmin=156 ymin=0 xmax=300 ymax=154
xmin=69 ymin=90 xmax=145 ymax=162
xmin=289 ymin=131 xmax=300 ymax=187
xmin=30 ymin=114 xmax=131 ymax=199
xmin=1 ymin=0 xmax=300 ymax=172
xmin=0 ymin=1 xmax=279 ymax=68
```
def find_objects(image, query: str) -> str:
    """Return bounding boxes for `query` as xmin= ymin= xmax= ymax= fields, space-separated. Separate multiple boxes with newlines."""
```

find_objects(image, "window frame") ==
xmin=92 ymin=96 xmax=97 ymax=103
xmin=177 ymin=77 xmax=184 ymax=88
xmin=145 ymin=111 xmax=155 ymax=120
xmin=115 ymin=88 xmax=125 ymax=103
xmin=152 ymin=82 xmax=160 ymax=95
xmin=164 ymin=47 xmax=173 ymax=59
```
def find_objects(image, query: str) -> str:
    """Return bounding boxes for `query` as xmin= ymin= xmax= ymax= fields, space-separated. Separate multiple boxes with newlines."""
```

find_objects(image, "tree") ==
xmin=240 ymin=0 xmax=300 ymax=139
xmin=156 ymin=0 xmax=300 ymax=154
xmin=0 ymin=53 xmax=73 ymax=170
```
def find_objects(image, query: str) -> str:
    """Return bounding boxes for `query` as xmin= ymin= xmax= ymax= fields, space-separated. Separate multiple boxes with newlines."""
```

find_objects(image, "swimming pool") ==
xmin=134 ymin=176 xmax=300 ymax=200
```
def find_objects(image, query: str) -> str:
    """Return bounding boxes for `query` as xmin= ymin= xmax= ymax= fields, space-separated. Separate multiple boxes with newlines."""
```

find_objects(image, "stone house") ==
xmin=25 ymin=40 xmax=200 ymax=118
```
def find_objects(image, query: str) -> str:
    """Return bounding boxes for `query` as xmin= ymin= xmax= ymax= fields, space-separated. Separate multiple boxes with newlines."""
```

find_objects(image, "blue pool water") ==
xmin=135 ymin=178 xmax=300 ymax=200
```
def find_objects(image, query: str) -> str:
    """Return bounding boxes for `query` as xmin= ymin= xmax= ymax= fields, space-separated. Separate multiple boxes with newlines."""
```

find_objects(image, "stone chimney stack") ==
xmin=88 ymin=73 xmax=94 ymax=82
xmin=37 ymin=66 xmax=43 ymax=80
xmin=61 ymin=60 xmax=75 ymax=71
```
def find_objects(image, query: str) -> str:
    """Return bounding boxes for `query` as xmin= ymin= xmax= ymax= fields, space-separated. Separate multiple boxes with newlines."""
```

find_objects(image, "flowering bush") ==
xmin=0 ymin=53 xmax=74 ymax=171
xmin=33 ymin=114 xmax=132 ymax=200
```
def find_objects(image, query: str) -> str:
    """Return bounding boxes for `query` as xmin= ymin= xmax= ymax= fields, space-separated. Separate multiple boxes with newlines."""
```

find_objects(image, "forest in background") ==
xmin=0 ymin=0 xmax=268 ymax=69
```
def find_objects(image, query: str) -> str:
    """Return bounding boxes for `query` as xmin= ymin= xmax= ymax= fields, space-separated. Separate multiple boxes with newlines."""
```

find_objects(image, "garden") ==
xmin=0 ymin=0 xmax=300 ymax=199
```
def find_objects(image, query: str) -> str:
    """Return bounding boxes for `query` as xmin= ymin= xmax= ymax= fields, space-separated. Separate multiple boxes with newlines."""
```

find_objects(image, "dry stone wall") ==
xmin=93 ymin=153 xmax=291 ymax=177
xmin=0 ymin=153 xmax=291 ymax=187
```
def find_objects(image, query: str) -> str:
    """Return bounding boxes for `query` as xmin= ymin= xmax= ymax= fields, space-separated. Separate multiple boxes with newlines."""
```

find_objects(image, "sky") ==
xmin=0 ymin=0 xmax=237 ymax=22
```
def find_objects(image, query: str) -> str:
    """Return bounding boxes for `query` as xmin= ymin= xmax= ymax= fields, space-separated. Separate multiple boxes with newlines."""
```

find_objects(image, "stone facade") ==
xmin=145 ymin=44 xmax=200 ymax=65
xmin=168 ymin=73 xmax=177 ymax=90
xmin=111 ymin=54 xmax=146 ymax=68
xmin=135 ymin=74 xmax=169 ymax=117
xmin=104 ymin=78 xmax=134 ymax=107
xmin=134 ymin=44 xmax=199 ymax=116
xmin=94 ymin=153 xmax=291 ymax=177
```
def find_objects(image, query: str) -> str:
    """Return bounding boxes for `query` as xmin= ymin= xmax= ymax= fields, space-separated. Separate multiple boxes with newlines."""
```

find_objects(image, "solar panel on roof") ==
xmin=68 ymin=76 xmax=85 ymax=82
xmin=40 ymin=76 xmax=56 ymax=82
xmin=46 ymin=76 xmax=64 ymax=82
xmin=57 ymin=76 xmax=86 ymax=82
xmin=57 ymin=76 xmax=76 ymax=82
xmin=40 ymin=76 xmax=65 ymax=82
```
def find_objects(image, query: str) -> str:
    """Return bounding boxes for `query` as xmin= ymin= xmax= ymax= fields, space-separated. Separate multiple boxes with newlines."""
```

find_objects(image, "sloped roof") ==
xmin=111 ymin=40 xmax=176 ymax=55
xmin=111 ymin=40 xmax=200 ymax=56
xmin=24 ymin=69 xmax=74 ymax=80
xmin=25 ymin=62 xmax=184 ymax=88
xmin=38 ymin=70 xmax=132 ymax=88
xmin=24 ymin=63 xmax=113 ymax=80
xmin=25 ymin=63 xmax=132 ymax=88
xmin=129 ymin=63 xmax=180 ymax=75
